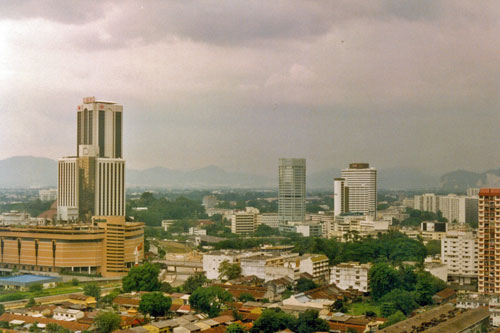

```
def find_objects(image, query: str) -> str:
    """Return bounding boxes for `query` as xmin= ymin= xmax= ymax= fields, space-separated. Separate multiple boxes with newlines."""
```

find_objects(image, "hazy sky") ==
xmin=1 ymin=1 xmax=500 ymax=176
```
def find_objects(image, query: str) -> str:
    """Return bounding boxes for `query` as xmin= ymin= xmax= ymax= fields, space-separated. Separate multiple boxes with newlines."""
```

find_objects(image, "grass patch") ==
xmin=348 ymin=302 xmax=382 ymax=317
xmin=157 ymin=240 xmax=192 ymax=253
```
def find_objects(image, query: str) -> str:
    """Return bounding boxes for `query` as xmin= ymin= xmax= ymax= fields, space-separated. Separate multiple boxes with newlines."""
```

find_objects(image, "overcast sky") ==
xmin=1 ymin=1 xmax=500 ymax=176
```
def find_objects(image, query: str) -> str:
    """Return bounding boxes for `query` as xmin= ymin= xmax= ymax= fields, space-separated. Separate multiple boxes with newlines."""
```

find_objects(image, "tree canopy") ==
xmin=122 ymin=262 xmax=161 ymax=292
xmin=94 ymin=311 xmax=122 ymax=333
xmin=127 ymin=194 xmax=206 ymax=226
xmin=370 ymin=263 xmax=447 ymax=317
xmin=83 ymin=282 xmax=101 ymax=300
xmin=183 ymin=272 xmax=209 ymax=293
xmin=139 ymin=292 xmax=172 ymax=317
xmin=218 ymin=260 xmax=242 ymax=281
xmin=189 ymin=286 xmax=232 ymax=317
xmin=250 ymin=309 xmax=329 ymax=333
xmin=296 ymin=278 xmax=318 ymax=293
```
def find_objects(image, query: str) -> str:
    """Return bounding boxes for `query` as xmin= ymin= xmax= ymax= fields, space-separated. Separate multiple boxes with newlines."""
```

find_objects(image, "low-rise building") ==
xmin=202 ymin=251 xmax=242 ymax=280
xmin=0 ymin=274 xmax=61 ymax=291
xmin=296 ymin=223 xmax=322 ymax=237
xmin=330 ymin=262 xmax=371 ymax=293
xmin=298 ymin=254 xmax=329 ymax=284
xmin=256 ymin=213 xmax=280 ymax=229
xmin=52 ymin=307 xmax=84 ymax=321
xmin=39 ymin=189 xmax=57 ymax=202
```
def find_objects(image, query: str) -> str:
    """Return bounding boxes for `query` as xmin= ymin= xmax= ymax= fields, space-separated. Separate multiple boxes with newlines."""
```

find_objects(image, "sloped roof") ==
xmin=0 ymin=313 xmax=90 ymax=331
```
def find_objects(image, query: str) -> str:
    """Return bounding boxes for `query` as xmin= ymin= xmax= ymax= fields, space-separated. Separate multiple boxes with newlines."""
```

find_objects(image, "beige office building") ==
xmin=0 ymin=216 xmax=143 ymax=277
xmin=231 ymin=213 xmax=258 ymax=234
xmin=58 ymin=97 xmax=125 ymax=221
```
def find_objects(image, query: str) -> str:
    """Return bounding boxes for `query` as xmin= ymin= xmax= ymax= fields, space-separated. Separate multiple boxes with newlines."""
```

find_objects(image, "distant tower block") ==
xmin=278 ymin=158 xmax=306 ymax=223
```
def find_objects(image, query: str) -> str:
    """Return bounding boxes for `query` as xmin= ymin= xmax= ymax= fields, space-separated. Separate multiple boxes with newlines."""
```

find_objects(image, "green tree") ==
xmin=94 ymin=311 xmax=122 ymax=333
xmin=238 ymin=293 xmax=255 ymax=302
xmin=160 ymin=282 xmax=173 ymax=293
xmin=99 ymin=288 xmax=121 ymax=306
xmin=189 ymin=286 xmax=232 ymax=317
xmin=380 ymin=289 xmax=419 ymax=315
xmin=83 ymin=282 xmax=101 ymax=300
xmin=425 ymin=240 xmax=441 ymax=256
xmin=380 ymin=310 xmax=406 ymax=328
xmin=415 ymin=271 xmax=446 ymax=305
xmin=139 ymin=292 xmax=172 ymax=317
xmin=369 ymin=263 xmax=401 ymax=300
xmin=296 ymin=278 xmax=318 ymax=293
xmin=226 ymin=323 xmax=246 ymax=333
xmin=295 ymin=309 xmax=330 ymax=333
xmin=398 ymin=264 xmax=417 ymax=291
xmin=29 ymin=283 xmax=43 ymax=293
xmin=0 ymin=304 xmax=4 ymax=316
xmin=46 ymin=323 xmax=70 ymax=333
xmin=250 ymin=308 xmax=297 ymax=333
xmin=71 ymin=278 xmax=79 ymax=286
xmin=122 ymin=262 xmax=160 ymax=292
xmin=218 ymin=260 xmax=242 ymax=281
xmin=25 ymin=297 xmax=36 ymax=308
xmin=29 ymin=321 xmax=41 ymax=332
xmin=183 ymin=272 xmax=209 ymax=293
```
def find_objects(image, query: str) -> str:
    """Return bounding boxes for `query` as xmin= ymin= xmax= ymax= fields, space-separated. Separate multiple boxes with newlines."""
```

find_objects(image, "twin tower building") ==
xmin=57 ymin=96 xmax=125 ymax=221
xmin=278 ymin=159 xmax=377 ymax=224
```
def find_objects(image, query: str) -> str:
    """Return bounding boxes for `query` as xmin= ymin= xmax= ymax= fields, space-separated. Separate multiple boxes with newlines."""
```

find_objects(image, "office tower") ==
xmin=341 ymin=163 xmax=377 ymax=217
xmin=58 ymin=97 xmax=125 ymax=221
xmin=231 ymin=212 xmax=258 ymax=234
xmin=278 ymin=158 xmax=306 ymax=223
xmin=478 ymin=188 xmax=500 ymax=294
xmin=333 ymin=178 xmax=349 ymax=216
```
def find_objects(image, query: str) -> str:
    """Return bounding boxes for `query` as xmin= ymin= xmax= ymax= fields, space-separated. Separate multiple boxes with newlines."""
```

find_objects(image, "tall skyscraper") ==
xmin=58 ymin=97 xmax=125 ymax=221
xmin=278 ymin=158 xmax=306 ymax=224
xmin=478 ymin=188 xmax=500 ymax=295
xmin=333 ymin=178 xmax=349 ymax=216
xmin=341 ymin=163 xmax=377 ymax=217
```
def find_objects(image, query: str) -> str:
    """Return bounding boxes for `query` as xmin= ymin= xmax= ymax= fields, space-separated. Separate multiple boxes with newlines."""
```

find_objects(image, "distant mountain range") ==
xmin=0 ymin=156 xmax=498 ymax=191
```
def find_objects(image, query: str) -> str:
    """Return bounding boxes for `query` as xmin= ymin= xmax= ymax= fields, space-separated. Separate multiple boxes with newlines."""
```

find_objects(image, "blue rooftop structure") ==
xmin=0 ymin=274 xmax=61 ymax=287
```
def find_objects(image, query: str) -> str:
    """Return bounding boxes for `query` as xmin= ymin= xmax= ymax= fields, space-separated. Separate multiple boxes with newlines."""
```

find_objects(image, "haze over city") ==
xmin=2 ymin=1 xmax=500 ymax=176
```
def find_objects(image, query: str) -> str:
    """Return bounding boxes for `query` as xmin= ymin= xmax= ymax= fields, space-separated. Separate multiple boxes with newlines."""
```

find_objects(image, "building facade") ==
xmin=441 ymin=231 xmax=478 ymax=285
xmin=333 ymin=178 xmax=349 ymax=216
xmin=414 ymin=193 xmax=440 ymax=213
xmin=278 ymin=158 xmax=306 ymax=224
xmin=231 ymin=213 xmax=257 ymax=234
xmin=257 ymin=213 xmax=280 ymax=229
xmin=0 ymin=216 xmax=143 ymax=277
xmin=341 ymin=163 xmax=377 ymax=217
xmin=58 ymin=97 xmax=125 ymax=221
xmin=330 ymin=262 xmax=371 ymax=293
xmin=478 ymin=188 xmax=500 ymax=294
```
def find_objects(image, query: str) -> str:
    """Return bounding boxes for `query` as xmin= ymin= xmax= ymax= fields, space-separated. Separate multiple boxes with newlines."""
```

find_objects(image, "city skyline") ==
xmin=2 ymin=2 xmax=500 ymax=177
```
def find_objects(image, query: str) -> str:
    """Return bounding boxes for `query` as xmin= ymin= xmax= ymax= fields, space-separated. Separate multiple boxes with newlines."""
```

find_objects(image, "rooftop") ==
xmin=0 ymin=274 xmax=61 ymax=286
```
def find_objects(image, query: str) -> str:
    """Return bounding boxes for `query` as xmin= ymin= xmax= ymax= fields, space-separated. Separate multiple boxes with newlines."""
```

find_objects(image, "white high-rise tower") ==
xmin=341 ymin=163 xmax=377 ymax=217
xmin=57 ymin=97 xmax=125 ymax=221
xmin=278 ymin=158 xmax=306 ymax=224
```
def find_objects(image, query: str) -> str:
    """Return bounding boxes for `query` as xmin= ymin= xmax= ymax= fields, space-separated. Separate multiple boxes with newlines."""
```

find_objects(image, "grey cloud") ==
xmin=0 ymin=0 xmax=109 ymax=24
